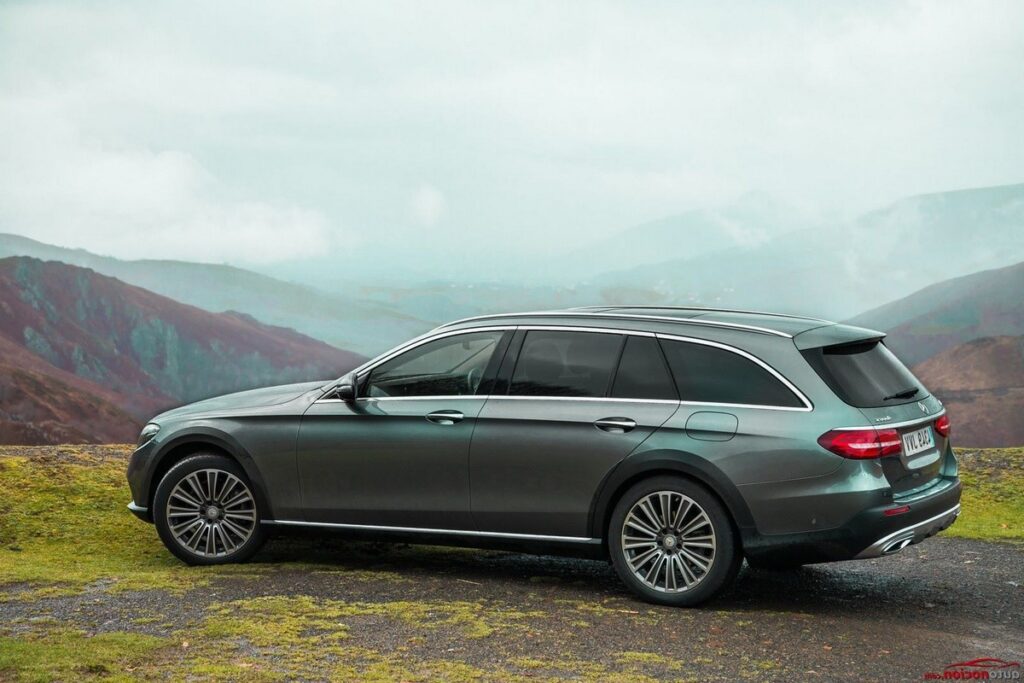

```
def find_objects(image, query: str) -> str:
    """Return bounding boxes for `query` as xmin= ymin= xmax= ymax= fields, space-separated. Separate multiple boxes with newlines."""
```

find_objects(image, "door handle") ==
xmin=594 ymin=417 xmax=637 ymax=433
xmin=426 ymin=410 xmax=464 ymax=425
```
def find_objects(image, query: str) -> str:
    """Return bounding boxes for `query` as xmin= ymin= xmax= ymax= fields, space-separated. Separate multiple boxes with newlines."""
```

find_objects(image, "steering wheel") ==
xmin=466 ymin=367 xmax=481 ymax=393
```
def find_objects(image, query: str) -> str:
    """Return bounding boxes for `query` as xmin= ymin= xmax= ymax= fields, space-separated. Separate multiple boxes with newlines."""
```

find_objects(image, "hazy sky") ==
xmin=1 ymin=1 xmax=1022 ymax=267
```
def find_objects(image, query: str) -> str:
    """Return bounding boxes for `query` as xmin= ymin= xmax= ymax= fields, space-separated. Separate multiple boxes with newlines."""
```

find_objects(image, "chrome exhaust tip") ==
xmin=881 ymin=537 xmax=913 ymax=555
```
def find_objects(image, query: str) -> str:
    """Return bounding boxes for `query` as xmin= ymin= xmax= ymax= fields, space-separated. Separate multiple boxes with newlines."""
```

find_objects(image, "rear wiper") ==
xmin=883 ymin=387 xmax=920 ymax=401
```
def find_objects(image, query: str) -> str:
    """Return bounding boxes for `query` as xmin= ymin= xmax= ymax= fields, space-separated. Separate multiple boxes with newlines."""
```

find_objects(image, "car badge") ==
xmin=918 ymin=401 xmax=928 ymax=414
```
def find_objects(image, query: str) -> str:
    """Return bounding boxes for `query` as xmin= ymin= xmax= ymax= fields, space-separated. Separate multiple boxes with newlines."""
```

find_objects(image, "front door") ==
xmin=297 ymin=329 xmax=509 ymax=529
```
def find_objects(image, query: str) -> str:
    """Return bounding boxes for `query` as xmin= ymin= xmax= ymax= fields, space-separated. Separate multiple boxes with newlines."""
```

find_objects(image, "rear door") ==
xmin=469 ymin=329 xmax=678 ymax=537
xmin=800 ymin=339 xmax=947 ymax=493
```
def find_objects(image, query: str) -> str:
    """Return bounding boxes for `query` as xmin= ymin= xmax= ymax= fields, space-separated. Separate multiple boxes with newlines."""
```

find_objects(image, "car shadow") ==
xmin=247 ymin=531 xmax=966 ymax=621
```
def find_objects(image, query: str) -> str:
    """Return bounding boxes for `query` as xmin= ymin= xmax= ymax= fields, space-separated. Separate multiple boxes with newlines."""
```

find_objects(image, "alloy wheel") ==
xmin=620 ymin=490 xmax=717 ymax=593
xmin=166 ymin=468 xmax=257 ymax=557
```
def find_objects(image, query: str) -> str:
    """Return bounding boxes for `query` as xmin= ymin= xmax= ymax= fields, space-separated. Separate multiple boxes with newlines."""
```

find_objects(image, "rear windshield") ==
xmin=801 ymin=340 xmax=927 ymax=408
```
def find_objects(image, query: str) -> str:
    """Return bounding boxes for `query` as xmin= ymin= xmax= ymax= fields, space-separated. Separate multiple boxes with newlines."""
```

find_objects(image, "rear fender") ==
xmin=588 ymin=448 xmax=756 ymax=542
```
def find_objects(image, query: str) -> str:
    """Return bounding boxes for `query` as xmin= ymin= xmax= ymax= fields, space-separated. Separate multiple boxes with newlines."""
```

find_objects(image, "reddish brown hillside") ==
xmin=0 ymin=257 xmax=365 ymax=443
xmin=0 ymin=337 xmax=141 ymax=444
xmin=914 ymin=336 xmax=1024 ymax=447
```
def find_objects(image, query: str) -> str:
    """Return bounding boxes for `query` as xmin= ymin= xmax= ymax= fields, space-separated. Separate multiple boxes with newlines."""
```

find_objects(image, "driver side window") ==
xmin=364 ymin=331 xmax=505 ymax=398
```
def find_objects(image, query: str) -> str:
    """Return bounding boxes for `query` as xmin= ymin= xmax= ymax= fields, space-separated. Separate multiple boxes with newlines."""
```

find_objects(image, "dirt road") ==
xmin=3 ymin=531 xmax=1021 ymax=681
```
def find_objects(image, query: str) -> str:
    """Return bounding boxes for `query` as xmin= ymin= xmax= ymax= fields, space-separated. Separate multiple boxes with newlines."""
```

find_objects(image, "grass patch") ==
xmin=0 ymin=452 xmax=260 ymax=595
xmin=943 ymin=448 xmax=1024 ymax=542
xmin=0 ymin=629 xmax=166 ymax=682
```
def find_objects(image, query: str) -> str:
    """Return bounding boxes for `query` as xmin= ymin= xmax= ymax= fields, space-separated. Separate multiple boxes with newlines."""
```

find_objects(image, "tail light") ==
xmin=934 ymin=414 xmax=951 ymax=439
xmin=818 ymin=428 xmax=902 ymax=459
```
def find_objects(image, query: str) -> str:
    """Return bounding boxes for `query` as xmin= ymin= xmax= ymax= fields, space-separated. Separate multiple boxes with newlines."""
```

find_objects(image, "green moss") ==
xmin=0 ymin=455 xmax=260 ymax=595
xmin=615 ymin=651 xmax=684 ymax=670
xmin=943 ymin=448 xmax=1024 ymax=542
xmin=203 ymin=594 xmax=542 ymax=642
xmin=0 ymin=629 xmax=166 ymax=683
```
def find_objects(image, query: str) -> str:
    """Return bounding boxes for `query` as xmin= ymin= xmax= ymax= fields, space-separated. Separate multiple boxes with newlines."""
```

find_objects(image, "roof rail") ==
xmin=569 ymin=304 xmax=832 ymax=324
xmin=434 ymin=310 xmax=794 ymax=338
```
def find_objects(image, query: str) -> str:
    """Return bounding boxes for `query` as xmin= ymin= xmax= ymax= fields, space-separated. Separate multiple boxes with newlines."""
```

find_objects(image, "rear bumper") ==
xmin=854 ymin=503 xmax=960 ymax=558
xmin=743 ymin=476 xmax=962 ymax=564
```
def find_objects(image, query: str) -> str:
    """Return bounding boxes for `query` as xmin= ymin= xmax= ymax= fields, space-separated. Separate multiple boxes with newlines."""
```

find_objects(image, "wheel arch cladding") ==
xmin=588 ymin=450 xmax=756 ymax=545
xmin=148 ymin=429 xmax=273 ymax=519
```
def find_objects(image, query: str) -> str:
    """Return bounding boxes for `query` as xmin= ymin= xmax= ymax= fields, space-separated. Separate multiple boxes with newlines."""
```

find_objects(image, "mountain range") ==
xmin=849 ymin=261 xmax=1024 ymax=366
xmin=852 ymin=260 xmax=1024 ymax=447
xmin=0 ymin=181 xmax=1021 ymax=445
xmin=590 ymin=183 xmax=1024 ymax=320
xmin=0 ymin=233 xmax=430 ymax=357
xmin=0 ymin=257 xmax=363 ymax=444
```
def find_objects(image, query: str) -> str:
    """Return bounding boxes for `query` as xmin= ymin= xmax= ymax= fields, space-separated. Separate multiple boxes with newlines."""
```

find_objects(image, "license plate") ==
xmin=902 ymin=426 xmax=934 ymax=456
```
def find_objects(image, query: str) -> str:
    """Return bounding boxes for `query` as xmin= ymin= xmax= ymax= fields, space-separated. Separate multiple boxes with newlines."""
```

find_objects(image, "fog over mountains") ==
xmin=1 ymin=181 xmax=1022 ymax=445
xmin=4 ymin=182 xmax=1024 ymax=356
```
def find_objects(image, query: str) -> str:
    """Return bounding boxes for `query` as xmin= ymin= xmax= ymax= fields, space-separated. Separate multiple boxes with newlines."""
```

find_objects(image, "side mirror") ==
xmin=335 ymin=375 xmax=358 ymax=401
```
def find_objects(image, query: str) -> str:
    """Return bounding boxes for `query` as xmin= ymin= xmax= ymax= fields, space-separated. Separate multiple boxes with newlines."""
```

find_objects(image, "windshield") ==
xmin=801 ymin=340 xmax=927 ymax=408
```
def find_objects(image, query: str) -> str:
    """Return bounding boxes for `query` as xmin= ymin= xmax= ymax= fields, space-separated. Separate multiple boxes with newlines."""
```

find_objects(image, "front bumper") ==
xmin=127 ymin=501 xmax=151 ymax=522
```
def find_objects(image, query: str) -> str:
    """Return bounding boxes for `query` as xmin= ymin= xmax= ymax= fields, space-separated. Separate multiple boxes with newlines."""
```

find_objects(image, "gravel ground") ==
xmin=3 ymin=532 xmax=1022 ymax=681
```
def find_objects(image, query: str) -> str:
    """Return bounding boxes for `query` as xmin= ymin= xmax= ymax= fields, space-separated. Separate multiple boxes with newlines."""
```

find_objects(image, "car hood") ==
xmin=153 ymin=380 xmax=329 ymax=421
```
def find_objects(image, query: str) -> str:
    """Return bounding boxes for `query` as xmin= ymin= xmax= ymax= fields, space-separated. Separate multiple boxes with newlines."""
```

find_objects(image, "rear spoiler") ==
xmin=793 ymin=323 xmax=885 ymax=351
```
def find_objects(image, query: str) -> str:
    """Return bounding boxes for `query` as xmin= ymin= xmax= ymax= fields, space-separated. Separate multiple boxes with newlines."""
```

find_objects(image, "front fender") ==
xmin=143 ymin=426 xmax=275 ymax=519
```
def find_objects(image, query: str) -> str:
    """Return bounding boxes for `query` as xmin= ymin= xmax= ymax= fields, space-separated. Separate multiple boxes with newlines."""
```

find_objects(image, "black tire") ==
xmin=609 ymin=476 xmax=741 ymax=607
xmin=153 ymin=453 xmax=266 ymax=566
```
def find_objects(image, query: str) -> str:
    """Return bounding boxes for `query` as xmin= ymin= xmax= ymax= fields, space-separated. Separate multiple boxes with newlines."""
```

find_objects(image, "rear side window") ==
xmin=611 ymin=336 xmax=678 ymax=400
xmin=660 ymin=339 xmax=804 ymax=408
xmin=510 ymin=330 xmax=622 ymax=397
xmin=801 ymin=340 xmax=925 ymax=408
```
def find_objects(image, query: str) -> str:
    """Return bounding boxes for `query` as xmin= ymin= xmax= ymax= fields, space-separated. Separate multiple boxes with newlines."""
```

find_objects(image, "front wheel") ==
xmin=609 ymin=476 xmax=740 ymax=607
xmin=153 ymin=453 xmax=266 ymax=565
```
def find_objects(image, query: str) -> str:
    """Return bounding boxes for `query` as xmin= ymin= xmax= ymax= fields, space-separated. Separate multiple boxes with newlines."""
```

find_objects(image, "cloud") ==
xmin=0 ymin=0 xmax=1021 ymax=265
xmin=0 ymin=95 xmax=332 ymax=264
xmin=410 ymin=184 xmax=446 ymax=227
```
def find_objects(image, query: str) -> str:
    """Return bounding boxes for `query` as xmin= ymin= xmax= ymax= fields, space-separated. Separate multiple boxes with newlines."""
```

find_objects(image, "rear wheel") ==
xmin=609 ymin=476 xmax=740 ymax=607
xmin=153 ymin=453 xmax=266 ymax=565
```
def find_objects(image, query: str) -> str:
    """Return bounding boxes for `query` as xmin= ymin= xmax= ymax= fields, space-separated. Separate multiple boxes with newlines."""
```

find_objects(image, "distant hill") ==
xmin=849 ymin=261 xmax=1024 ymax=366
xmin=0 ymin=233 xmax=431 ymax=356
xmin=0 ymin=257 xmax=364 ymax=444
xmin=593 ymin=183 xmax=1024 ymax=320
xmin=551 ymin=194 xmax=805 ymax=280
xmin=913 ymin=336 xmax=1024 ymax=448
xmin=0 ymin=336 xmax=141 ymax=444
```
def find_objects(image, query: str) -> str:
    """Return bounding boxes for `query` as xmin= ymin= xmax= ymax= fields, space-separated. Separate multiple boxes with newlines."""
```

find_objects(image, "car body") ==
xmin=127 ymin=306 xmax=961 ymax=606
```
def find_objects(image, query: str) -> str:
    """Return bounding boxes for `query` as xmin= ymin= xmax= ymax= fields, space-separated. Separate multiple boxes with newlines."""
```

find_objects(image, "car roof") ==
xmin=435 ymin=305 xmax=837 ymax=339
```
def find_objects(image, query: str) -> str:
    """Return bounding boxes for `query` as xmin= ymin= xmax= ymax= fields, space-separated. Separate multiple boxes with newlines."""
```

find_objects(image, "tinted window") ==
xmin=510 ymin=331 xmax=622 ymax=397
xmin=660 ymin=339 xmax=804 ymax=408
xmin=366 ymin=331 xmax=504 ymax=398
xmin=611 ymin=336 xmax=678 ymax=400
xmin=801 ymin=340 xmax=926 ymax=408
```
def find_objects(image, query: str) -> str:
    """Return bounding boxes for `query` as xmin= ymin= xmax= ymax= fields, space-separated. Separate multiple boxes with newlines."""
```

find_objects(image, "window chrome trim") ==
xmin=318 ymin=324 xmax=812 ymax=410
xmin=657 ymin=332 xmax=813 ymax=412
xmin=316 ymin=396 xmax=489 ymax=403
xmin=262 ymin=519 xmax=597 ymax=544
xmin=485 ymin=396 xmax=680 ymax=405
xmin=518 ymin=324 xmax=655 ymax=337
xmin=434 ymin=311 xmax=792 ymax=338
